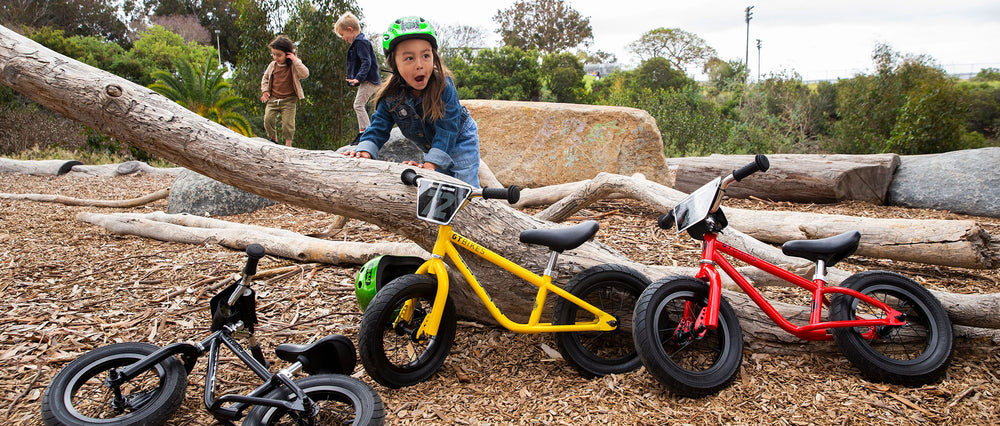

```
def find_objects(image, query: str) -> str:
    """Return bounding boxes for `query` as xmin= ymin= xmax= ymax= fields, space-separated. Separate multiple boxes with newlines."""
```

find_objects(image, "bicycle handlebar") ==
xmin=732 ymin=154 xmax=770 ymax=182
xmin=482 ymin=186 xmax=521 ymax=204
xmin=401 ymin=169 xmax=421 ymax=186
xmin=400 ymin=169 xmax=520 ymax=204
xmin=243 ymin=244 xmax=266 ymax=277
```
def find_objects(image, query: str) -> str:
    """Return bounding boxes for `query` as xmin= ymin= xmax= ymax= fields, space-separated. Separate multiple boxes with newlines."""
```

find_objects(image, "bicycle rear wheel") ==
xmin=41 ymin=342 xmax=187 ymax=426
xmin=632 ymin=276 xmax=743 ymax=397
xmin=553 ymin=264 xmax=650 ymax=377
xmin=242 ymin=374 xmax=384 ymax=425
xmin=830 ymin=271 xmax=954 ymax=386
xmin=357 ymin=274 xmax=456 ymax=388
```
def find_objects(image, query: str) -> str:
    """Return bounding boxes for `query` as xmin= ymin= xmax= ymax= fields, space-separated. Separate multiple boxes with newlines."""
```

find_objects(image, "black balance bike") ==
xmin=41 ymin=244 xmax=384 ymax=425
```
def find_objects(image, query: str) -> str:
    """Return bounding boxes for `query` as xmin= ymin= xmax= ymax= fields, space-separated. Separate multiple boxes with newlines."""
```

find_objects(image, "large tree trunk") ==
xmin=2 ymin=26 xmax=997 ymax=337
xmin=666 ymin=153 xmax=900 ymax=204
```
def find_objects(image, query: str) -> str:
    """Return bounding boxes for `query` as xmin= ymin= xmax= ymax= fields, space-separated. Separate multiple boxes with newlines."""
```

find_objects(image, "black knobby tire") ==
xmin=242 ymin=374 xmax=385 ymax=425
xmin=632 ymin=276 xmax=743 ymax=397
xmin=829 ymin=271 xmax=954 ymax=386
xmin=41 ymin=342 xmax=188 ymax=426
xmin=553 ymin=264 xmax=650 ymax=377
xmin=357 ymin=274 xmax=456 ymax=388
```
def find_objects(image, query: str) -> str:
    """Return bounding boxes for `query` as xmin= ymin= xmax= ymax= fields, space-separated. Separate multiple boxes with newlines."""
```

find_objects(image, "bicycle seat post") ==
xmin=543 ymin=251 xmax=560 ymax=278
xmin=813 ymin=259 xmax=827 ymax=283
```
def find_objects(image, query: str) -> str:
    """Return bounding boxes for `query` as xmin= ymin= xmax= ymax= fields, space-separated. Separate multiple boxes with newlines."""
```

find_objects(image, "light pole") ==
xmin=756 ymin=39 xmax=761 ymax=81
xmin=745 ymin=6 xmax=754 ymax=68
xmin=214 ymin=30 xmax=221 ymax=65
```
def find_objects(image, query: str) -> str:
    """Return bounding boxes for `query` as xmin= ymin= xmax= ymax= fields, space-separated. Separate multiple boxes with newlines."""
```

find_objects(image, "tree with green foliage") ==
xmin=149 ymin=57 xmax=252 ymax=136
xmin=541 ymin=52 xmax=585 ymax=103
xmin=972 ymin=67 xmax=1000 ymax=82
xmin=278 ymin=0 xmax=358 ymax=149
xmin=449 ymin=46 xmax=541 ymax=101
xmin=131 ymin=25 xmax=220 ymax=78
xmin=26 ymin=27 xmax=147 ymax=84
xmin=1 ymin=0 xmax=131 ymax=46
xmin=833 ymin=43 xmax=969 ymax=154
xmin=493 ymin=0 xmax=592 ymax=54
xmin=960 ymin=82 xmax=1000 ymax=140
xmin=149 ymin=0 xmax=242 ymax=65
xmin=629 ymin=28 xmax=716 ymax=74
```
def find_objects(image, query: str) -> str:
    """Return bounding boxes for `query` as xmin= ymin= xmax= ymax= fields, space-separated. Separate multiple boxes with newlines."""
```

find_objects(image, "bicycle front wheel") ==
xmin=357 ymin=274 xmax=456 ymax=388
xmin=41 ymin=342 xmax=188 ymax=426
xmin=553 ymin=264 xmax=650 ymax=377
xmin=830 ymin=270 xmax=954 ymax=386
xmin=242 ymin=374 xmax=385 ymax=425
xmin=632 ymin=276 xmax=743 ymax=398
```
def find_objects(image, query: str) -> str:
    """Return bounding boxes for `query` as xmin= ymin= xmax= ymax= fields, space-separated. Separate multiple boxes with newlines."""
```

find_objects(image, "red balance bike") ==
xmin=632 ymin=155 xmax=954 ymax=397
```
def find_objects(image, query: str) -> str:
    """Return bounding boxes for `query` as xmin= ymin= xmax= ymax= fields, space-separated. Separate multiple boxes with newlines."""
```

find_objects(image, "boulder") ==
xmin=888 ymin=147 xmax=1000 ymax=218
xmin=463 ymin=100 xmax=670 ymax=187
xmin=167 ymin=168 xmax=276 ymax=216
xmin=335 ymin=128 xmax=423 ymax=163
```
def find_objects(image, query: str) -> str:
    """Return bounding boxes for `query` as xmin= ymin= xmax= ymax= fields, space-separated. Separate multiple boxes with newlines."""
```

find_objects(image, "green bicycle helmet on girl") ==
xmin=382 ymin=16 xmax=438 ymax=56
xmin=355 ymin=255 xmax=425 ymax=311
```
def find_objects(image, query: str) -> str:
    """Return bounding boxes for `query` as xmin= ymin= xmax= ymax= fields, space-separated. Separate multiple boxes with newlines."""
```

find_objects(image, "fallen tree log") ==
xmin=536 ymin=172 xmax=999 ymax=269
xmin=76 ymin=211 xmax=429 ymax=264
xmin=66 ymin=160 xmax=183 ymax=177
xmin=666 ymin=153 xmax=900 ymax=204
xmin=0 ymin=157 xmax=81 ymax=175
xmin=2 ymin=26 xmax=997 ymax=342
xmin=728 ymin=209 xmax=999 ymax=269
xmin=0 ymin=187 xmax=169 ymax=207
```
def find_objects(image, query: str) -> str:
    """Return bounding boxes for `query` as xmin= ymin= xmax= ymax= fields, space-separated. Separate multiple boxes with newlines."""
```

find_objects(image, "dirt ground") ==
xmin=1 ymin=172 xmax=998 ymax=425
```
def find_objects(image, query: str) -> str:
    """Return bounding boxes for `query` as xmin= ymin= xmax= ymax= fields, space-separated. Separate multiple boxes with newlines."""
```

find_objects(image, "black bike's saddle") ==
xmin=519 ymin=220 xmax=599 ymax=252
xmin=275 ymin=334 xmax=356 ymax=375
xmin=781 ymin=231 xmax=861 ymax=267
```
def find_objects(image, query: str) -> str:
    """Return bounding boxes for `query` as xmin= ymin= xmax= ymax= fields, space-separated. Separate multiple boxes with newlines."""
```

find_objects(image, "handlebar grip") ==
xmin=400 ymin=169 xmax=422 ymax=186
xmin=657 ymin=212 xmax=676 ymax=230
xmin=481 ymin=186 xmax=521 ymax=204
xmin=732 ymin=154 xmax=770 ymax=182
xmin=243 ymin=243 xmax=266 ymax=276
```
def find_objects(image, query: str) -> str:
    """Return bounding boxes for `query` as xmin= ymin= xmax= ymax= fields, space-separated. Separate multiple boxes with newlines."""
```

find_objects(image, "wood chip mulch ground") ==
xmin=1 ymin=172 xmax=998 ymax=425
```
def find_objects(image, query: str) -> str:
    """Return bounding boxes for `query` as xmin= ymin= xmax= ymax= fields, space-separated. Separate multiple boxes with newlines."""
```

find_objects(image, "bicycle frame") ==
xmin=694 ymin=232 xmax=906 ymax=341
xmin=404 ymin=224 xmax=619 ymax=341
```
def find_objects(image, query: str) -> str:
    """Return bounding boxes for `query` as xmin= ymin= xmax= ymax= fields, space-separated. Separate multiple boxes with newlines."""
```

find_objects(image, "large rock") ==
xmin=888 ymin=147 xmax=1000 ymax=218
xmin=167 ymin=168 xmax=276 ymax=216
xmin=335 ymin=128 xmax=423 ymax=163
xmin=463 ymin=100 xmax=670 ymax=187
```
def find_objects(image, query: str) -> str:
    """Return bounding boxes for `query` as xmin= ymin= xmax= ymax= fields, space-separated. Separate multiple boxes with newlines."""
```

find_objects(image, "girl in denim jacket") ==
xmin=342 ymin=16 xmax=481 ymax=187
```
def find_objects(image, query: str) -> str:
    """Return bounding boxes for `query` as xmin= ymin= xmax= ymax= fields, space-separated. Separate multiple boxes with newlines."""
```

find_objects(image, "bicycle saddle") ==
xmin=781 ymin=231 xmax=861 ymax=267
xmin=519 ymin=220 xmax=599 ymax=252
xmin=275 ymin=334 xmax=357 ymax=375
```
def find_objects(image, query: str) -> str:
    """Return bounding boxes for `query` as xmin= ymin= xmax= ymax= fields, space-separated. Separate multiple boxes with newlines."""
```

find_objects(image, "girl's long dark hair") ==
xmin=374 ymin=47 xmax=452 ymax=121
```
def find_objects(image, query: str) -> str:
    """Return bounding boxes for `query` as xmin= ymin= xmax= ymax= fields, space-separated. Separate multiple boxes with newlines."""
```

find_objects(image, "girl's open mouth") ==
xmin=414 ymin=75 xmax=426 ymax=84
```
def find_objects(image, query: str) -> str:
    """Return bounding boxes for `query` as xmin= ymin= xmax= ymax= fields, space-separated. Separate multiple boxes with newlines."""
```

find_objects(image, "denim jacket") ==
xmin=356 ymin=77 xmax=480 ymax=186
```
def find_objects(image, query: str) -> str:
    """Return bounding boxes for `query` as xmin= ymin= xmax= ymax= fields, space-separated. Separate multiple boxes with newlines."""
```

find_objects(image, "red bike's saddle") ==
xmin=781 ymin=231 xmax=861 ymax=267
xmin=519 ymin=220 xmax=599 ymax=252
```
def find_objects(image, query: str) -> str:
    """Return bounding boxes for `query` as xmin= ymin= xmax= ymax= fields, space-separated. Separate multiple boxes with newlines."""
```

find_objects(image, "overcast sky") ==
xmin=352 ymin=0 xmax=1000 ymax=81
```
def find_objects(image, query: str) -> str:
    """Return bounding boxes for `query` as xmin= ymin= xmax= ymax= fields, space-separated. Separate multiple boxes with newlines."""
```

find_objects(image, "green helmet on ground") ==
xmin=355 ymin=255 xmax=426 ymax=311
xmin=382 ymin=16 xmax=438 ymax=56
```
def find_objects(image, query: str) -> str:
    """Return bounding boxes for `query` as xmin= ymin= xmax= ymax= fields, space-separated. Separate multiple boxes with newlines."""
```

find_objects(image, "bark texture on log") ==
xmin=667 ymin=153 xmax=900 ymax=204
